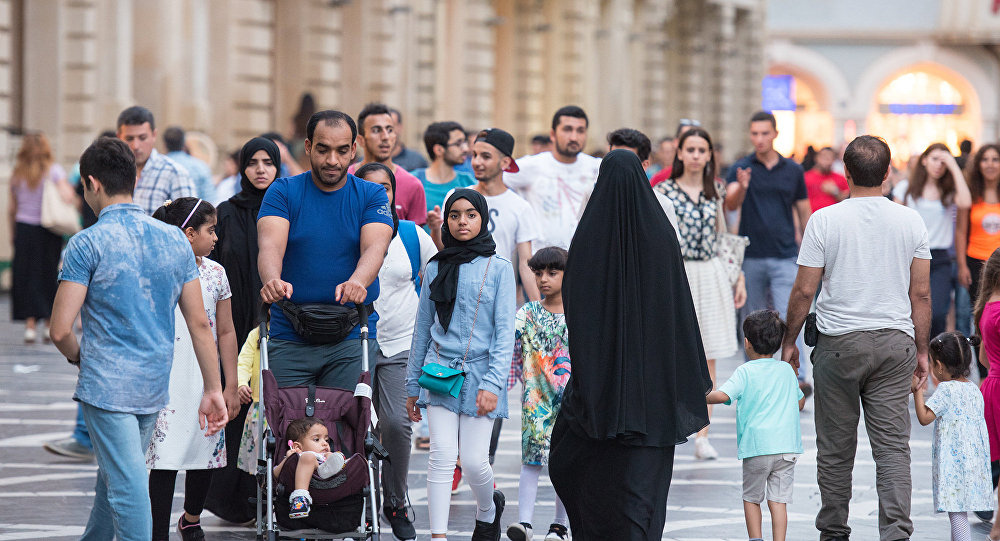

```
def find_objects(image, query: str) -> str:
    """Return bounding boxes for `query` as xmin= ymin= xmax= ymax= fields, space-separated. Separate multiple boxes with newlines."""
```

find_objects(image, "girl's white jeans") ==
xmin=426 ymin=405 xmax=497 ymax=534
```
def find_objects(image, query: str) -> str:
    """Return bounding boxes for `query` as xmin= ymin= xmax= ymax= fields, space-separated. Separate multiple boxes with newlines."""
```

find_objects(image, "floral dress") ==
xmin=512 ymin=302 xmax=570 ymax=465
xmin=925 ymin=380 xmax=994 ymax=512
xmin=146 ymin=258 xmax=231 ymax=470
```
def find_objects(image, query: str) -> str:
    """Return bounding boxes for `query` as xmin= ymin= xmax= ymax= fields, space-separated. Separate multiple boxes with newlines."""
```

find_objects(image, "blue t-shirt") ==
xmin=412 ymin=168 xmax=476 ymax=212
xmin=726 ymin=153 xmax=808 ymax=259
xmin=719 ymin=357 xmax=804 ymax=459
xmin=258 ymin=172 xmax=394 ymax=342
xmin=59 ymin=203 xmax=199 ymax=414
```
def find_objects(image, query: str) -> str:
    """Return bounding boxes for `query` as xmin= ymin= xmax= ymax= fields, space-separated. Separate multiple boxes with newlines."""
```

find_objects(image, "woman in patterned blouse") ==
xmin=655 ymin=127 xmax=747 ymax=461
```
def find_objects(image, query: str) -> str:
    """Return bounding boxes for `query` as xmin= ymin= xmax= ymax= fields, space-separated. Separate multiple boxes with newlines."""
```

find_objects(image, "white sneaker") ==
xmin=24 ymin=328 xmax=36 ymax=343
xmin=694 ymin=437 xmax=718 ymax=460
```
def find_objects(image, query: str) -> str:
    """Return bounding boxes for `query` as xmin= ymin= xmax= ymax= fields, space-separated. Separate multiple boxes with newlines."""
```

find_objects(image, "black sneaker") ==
xmin=545 ymin=523 xmax=569 ymax=540
xmin=384 ymin=506 xmax=416 ymax=540
xmin=976 ymin=509 xmax=994 ymax=522
xmin=506 ymin=521 xmax=532 ymax=541
xmin=471 ymin=489 xmax=505 ymax=541
xmin=176 ymin=516 xmax=206 ymax=541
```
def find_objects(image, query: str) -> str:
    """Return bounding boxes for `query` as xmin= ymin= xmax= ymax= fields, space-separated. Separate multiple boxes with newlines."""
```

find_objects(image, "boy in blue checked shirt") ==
xmin=708 ymin=309 xmax=805 ymax=541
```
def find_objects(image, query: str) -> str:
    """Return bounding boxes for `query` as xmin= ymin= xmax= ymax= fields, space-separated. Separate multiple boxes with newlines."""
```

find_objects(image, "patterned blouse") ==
xmin=655 ymin=179 xmax=726 ymax=261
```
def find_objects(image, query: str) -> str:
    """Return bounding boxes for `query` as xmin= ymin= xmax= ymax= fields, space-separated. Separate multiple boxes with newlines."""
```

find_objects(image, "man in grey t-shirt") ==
xmin=781 ymin=135 xmax=931 ymax=541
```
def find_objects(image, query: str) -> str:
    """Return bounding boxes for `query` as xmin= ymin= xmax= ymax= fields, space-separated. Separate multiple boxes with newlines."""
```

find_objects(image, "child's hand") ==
xmin=238 ymin=385 xmax=252 ymax=404
xmin=910 ymin=374 xmax=924 ymax=395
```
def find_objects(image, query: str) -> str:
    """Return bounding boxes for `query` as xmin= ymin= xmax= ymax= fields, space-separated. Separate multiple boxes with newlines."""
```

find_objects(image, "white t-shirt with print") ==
xmin=441 ymin=188 xmax=540 ymax=262
xmin=374 ymin=225 xmax=438 ymax=357
xmin=504 ymin=151 xmax=602 ymax=250
xmin=797 ymin=196 xmax=931 ymax=338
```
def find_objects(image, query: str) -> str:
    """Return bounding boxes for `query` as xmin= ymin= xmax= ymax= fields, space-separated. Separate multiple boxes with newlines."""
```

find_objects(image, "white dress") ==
xmin=926 ymin=380 xmax=995 ymax=512
xmin=146 ymin=258 xmax=232 ymax=470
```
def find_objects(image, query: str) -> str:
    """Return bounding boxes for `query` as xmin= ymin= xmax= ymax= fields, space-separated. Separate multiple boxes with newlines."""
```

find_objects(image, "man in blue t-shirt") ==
xmin=49 ymin=137 xmax=228 ymax=541
xmin=726 ymin=111 xmax=812 ymax=384
xmin=258 ymin=110 xmax=394 ymax=389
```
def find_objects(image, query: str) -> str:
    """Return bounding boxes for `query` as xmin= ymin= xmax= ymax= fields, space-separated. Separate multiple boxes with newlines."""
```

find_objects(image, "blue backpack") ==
xmin=398 ymin=220 xmax=422 ymax=294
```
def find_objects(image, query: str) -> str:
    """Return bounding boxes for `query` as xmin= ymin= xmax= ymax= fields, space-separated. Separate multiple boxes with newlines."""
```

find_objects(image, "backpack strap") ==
xmin=398 ymin=220 xmax=421 ymax=294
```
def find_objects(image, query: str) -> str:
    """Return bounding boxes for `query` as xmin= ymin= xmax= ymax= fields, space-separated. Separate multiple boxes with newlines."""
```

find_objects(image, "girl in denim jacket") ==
xmin=406 ymin=189 xmax=515 ymax=540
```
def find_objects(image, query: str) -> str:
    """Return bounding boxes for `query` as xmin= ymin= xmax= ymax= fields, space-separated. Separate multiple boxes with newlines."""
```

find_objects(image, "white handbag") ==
xmin=40 ymin=179 xmax=81 ymax=236
xmin=714 ymin=200 xmax=748 ymax=286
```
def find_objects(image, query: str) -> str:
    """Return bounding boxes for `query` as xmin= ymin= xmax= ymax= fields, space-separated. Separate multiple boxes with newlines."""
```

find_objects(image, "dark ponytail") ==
xmin=152 ymin=197 xmax=216 ymax=231
xmin=929 ymin=331 xmax=978 ymax=379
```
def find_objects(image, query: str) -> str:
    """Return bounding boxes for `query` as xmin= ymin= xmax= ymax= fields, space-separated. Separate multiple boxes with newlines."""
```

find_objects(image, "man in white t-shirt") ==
xmin=780 ymin=135 xmax=931 ymax=541
xmin=504 ymin=105 xmax=601 ymax=250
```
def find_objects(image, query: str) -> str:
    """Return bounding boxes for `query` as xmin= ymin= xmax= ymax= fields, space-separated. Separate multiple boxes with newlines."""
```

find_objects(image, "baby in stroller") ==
xmin=273 ymin=417 xmax=347 ymax=518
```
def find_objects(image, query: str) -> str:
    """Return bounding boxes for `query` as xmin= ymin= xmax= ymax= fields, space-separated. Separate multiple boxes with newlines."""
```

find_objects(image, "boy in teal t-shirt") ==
xmin=708 ymin=310 xmax=805 ymax=541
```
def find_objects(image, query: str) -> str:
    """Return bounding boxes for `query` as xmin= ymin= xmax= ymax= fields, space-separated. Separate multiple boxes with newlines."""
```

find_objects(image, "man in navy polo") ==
xmin=726 ymin=111 xmax=812 ymax=386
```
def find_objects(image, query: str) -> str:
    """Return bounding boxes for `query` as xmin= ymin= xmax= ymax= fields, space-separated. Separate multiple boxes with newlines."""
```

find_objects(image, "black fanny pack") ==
xmin=276 ymin=300 xmax=372 ymax=345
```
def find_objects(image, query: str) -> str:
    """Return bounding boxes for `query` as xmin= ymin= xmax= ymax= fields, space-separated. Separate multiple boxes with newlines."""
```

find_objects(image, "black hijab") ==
xmin=428 ymin=189 xmax=496 ymax=331
xmin=210 ymin=137 xmax=281 ymax=349
xmin=558 ymin=149 xmax=712 ymax=447
xmin=229 ymin=137 xmax=281 ymax=210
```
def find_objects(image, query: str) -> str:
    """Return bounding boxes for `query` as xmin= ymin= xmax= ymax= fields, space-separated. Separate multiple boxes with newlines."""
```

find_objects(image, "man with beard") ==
xmin=258 ymin=110 xmax=394 ymax=388
xmin=804 ymin=146 xmax=849 ymax=212
xmin=413 ymin=121 xmax=475 ymax=216
xmin=504 ymin=106 xmax=601 ymax=250
xmin=349 ymin=103 xmax=427 ymax=225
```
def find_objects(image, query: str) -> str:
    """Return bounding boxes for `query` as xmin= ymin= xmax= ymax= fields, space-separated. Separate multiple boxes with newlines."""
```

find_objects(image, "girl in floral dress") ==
xmin=506 ymin=247 xmax=572 ymax=541
xmin=913 ymin=331 xmax=993 ymax=541
xmin=147 ymin=197 xmax=241 ymax=541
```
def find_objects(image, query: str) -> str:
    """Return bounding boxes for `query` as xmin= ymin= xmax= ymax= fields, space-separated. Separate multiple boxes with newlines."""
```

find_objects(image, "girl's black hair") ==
xmin=527 ymin=246 xmax=569 ymax=272
xmin=929 ymin=330 xmax=981 ymax=379
xmin=152 ymin=196 xmax=217 ymax=230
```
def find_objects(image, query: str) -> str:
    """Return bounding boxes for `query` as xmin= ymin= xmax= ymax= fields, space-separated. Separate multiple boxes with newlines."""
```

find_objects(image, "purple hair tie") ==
xmin=181 ymin=199 xmax=203 ymax=229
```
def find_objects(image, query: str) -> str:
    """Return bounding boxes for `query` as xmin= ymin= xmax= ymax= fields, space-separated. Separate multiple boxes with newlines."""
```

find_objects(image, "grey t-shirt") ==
xmin=797 ymin=196 xmax=931 ymax=337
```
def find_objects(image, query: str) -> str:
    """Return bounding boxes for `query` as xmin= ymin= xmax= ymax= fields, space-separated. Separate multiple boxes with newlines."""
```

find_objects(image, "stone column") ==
xmin=95 ymin=0 xmax=134 ymax=128
xmin=0 ymin=0 xmax=13 ymax=270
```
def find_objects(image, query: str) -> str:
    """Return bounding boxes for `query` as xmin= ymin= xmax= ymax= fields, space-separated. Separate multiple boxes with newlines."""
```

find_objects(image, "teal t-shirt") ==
xmin=413 ymin=168 xmax=476 ymax=212
xmin=719 ymin=357 xmax=804 ymax=459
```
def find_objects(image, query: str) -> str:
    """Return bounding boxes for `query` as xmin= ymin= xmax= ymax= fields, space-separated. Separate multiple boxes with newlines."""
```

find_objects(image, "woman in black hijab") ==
xmin=203 ymin=136 xmax=280 ymax=524
xmin=549 ymin=149 xmax=712 ymax=540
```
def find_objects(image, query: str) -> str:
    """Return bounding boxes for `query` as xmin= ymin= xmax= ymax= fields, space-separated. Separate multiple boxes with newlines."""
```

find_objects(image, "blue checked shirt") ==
xmin=133 ymin=149 xmax=197 ymax=214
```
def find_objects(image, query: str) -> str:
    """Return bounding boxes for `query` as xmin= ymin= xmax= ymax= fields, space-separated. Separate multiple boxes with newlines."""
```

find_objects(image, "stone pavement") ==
xmin=0 ymin=293 xmax=977 ymax=540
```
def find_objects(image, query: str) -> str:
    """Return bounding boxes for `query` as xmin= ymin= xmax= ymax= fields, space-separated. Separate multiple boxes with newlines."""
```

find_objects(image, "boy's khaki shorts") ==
xmin=742 ymin=453 xmax=797 ymax=504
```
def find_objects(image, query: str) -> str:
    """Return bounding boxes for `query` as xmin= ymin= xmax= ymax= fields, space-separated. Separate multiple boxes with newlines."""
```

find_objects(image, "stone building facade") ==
xmin=0 ymin=0 xmax=766 ymax=265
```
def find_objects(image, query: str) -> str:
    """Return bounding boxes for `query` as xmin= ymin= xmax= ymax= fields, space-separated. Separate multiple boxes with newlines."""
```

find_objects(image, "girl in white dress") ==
xmin=147 ymin=197 xmax=241 ymax=541
xmin=913 ymin=331 xmax=994 ymax=541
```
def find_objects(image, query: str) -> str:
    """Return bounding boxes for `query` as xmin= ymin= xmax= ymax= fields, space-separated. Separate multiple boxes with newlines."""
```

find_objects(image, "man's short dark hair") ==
xmin=960 ymin=139 xmax=973 ymax=153
xmin=843 ymin=135 xmax=891 ymax=188
xmin=607 ymin=128 xmax=652 ymax=162
xmin=388 ymin=107 xmax=402 ymax=124
xmin=551 ymin=105 xmax=588 ymax=130
xmin=306 ymin=110 xmax=358 ymax=142
xmin=423 ymin=121 xmax=465 ymax=158
xmin=749 ymin=110 xmax=777 ymax=129
xmin=79 ymin=137 xmax=137 ymax=197
xmin=531 ymin=134 xmax=551 ymax=145
xmin=163 ymin=126 xmax=185 ymax=152
xmin=117 ymin=106 xmax=155 ymax=131
xmin=819 ymin=146 xmax=835 ymax=154
xmin=261 ymin=131 xmax=287 ymax=147
xmin=357 ymin=103 xmax=392 ymax=133
xmin=742 ymin=309 xmax=786 ymax=356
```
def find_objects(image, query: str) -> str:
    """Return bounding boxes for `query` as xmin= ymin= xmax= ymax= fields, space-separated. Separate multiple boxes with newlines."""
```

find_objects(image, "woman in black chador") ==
xmin=549 ymin=149 xmax=713 ymax=540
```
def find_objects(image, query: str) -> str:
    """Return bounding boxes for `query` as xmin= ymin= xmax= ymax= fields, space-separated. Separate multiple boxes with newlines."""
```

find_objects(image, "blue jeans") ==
xmin=73 ymin=403 xmax=92 ymax=449
xmin=80 ymin=402 xmax=158 ymax=541
xmin=742 ymin=256 xmax=808 ymax=381
xmin=952 ymin=259 xmax=972 ymax=337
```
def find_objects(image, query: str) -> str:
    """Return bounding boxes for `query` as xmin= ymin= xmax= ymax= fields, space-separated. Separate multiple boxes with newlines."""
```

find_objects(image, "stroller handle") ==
xmin=356 ymin=302 xmax=368 ymax=323
xmin=258 ymin=302 xmax=271 ymax=336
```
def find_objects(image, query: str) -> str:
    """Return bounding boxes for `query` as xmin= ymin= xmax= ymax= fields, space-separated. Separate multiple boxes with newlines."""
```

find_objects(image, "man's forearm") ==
xmin=783 ymin=287 xmax=813 ymax=347
xmin=258 ymin=250 xmax=283 ymax=285
xmin=911 ymin=294 xmax=931 ymax=354
xmin=519 ymin=261 xmax=540 ymax=302
xmin=350 ymin=243 xmax=389 ymax=288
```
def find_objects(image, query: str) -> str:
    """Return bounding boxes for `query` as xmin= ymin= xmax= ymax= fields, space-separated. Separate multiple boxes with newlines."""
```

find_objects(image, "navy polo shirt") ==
xmin=726 ymin=153 xmax=808 ymax=259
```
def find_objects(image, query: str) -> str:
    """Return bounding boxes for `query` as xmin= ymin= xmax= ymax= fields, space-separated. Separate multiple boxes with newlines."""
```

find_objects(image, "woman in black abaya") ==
xmin=548 ymin=149 xmax=712 ymax=540
xmin=203 ymin=136 xmax=281 ymax=523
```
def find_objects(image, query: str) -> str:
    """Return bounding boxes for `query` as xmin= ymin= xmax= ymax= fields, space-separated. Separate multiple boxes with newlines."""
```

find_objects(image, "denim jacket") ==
xmin=405 ymin=255 xmax=515 ymax=418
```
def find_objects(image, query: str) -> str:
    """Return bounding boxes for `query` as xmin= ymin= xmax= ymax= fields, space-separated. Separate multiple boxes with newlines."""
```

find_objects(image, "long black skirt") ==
xmin=11 ymin=222 xmax=62 ymax=321
xmin=549 ymin=415 xmax=675 ymax=541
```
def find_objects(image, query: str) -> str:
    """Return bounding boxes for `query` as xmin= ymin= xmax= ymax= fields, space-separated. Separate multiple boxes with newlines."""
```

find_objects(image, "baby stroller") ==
xmin=255 ymin=303 xmax=386 ymax=540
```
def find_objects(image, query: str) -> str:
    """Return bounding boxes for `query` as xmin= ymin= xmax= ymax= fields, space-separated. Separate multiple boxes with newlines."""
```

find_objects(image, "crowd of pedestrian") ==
xmin=16 ymin=97 xmax=1000 ymax=541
